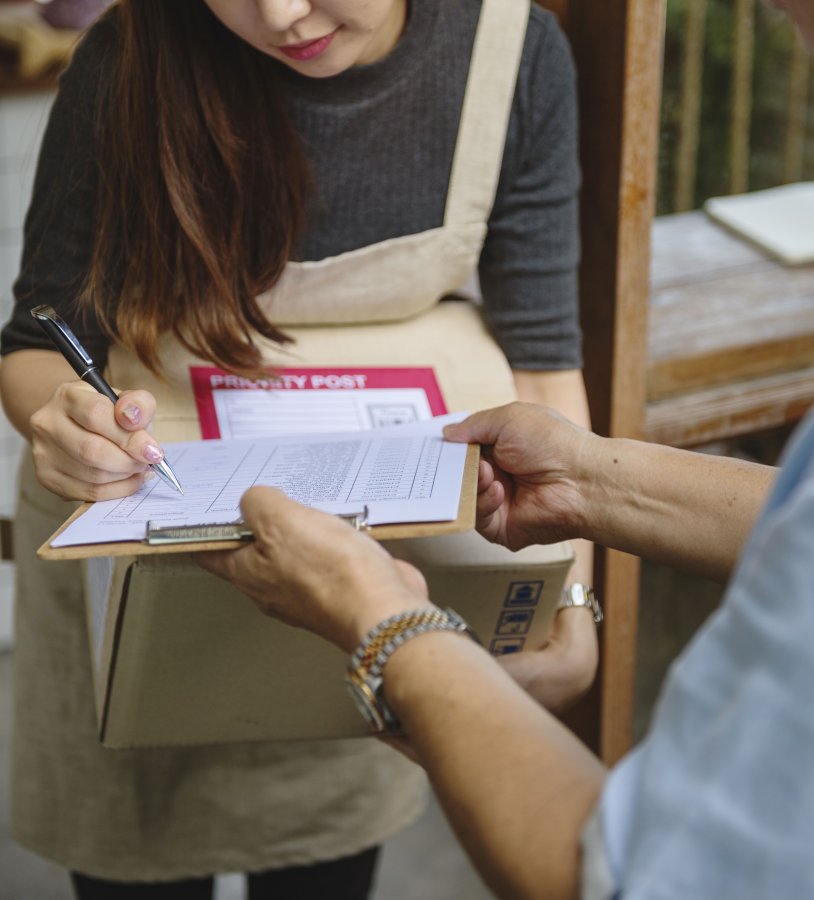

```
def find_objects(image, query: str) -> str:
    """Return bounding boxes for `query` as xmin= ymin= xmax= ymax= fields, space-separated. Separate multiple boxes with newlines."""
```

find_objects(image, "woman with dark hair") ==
xmin=0 ymin=1 xmax=595 ymax=896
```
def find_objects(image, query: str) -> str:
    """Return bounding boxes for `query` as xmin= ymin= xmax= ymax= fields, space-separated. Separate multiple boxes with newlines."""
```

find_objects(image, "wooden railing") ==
xmin=666 ymin=0 xmax=812 ymax=214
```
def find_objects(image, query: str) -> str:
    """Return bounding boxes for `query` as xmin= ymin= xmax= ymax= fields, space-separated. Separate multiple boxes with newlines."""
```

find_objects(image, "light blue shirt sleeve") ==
xmin=582 ymin=411 xmax=814 ymax=900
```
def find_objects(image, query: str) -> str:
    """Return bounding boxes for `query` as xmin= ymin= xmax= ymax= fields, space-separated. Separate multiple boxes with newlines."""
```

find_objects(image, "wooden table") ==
xmin=645 ymin=211 xmax=814 ymax=448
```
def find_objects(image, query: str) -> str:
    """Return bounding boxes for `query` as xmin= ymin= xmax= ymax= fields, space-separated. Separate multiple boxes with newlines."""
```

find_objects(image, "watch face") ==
xmin=346 ymin=677 xmax=386 ymax=733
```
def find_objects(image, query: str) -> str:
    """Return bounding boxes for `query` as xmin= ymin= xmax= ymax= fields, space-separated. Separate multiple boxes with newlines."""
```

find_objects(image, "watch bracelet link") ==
xmin=346 ymin=607 xmax=481 ymax=733
xmin=558 ymin=583 xmax=604 ymax=624
xmin=349 ymin=607 xmax=450 ymax=675
xmin=366 ymin=615 xmax=480 ymax=679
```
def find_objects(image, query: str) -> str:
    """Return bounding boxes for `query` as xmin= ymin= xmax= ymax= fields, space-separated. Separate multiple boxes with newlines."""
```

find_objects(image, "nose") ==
xmin=255 ymin=0 xmax=312 ymax=32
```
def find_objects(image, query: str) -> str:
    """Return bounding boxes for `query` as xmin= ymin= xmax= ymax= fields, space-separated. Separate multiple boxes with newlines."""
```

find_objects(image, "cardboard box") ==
xmin=84 ymin=532 xmax=573 ymax=748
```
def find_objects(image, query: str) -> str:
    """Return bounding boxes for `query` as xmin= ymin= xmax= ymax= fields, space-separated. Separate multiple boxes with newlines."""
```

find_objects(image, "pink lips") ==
xmin=279 ymin=28 xmax=339 ymax=61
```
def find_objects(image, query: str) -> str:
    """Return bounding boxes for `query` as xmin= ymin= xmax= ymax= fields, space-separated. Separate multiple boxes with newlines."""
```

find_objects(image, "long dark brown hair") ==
xmin=80 ymin=0 xmax=310 ymax=376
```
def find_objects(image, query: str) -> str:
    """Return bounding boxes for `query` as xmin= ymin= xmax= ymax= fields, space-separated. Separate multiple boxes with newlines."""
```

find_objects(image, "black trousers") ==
xmin=70 ymin=846 xmax=380 ymax=900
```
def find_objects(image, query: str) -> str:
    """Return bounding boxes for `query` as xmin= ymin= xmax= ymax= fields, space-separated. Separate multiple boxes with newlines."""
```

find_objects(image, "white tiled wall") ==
xmin=0 ymin=90 xmax=56 ymax=648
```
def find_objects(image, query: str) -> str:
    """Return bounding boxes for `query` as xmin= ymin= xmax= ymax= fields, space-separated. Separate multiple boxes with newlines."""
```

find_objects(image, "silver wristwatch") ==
xmin=557 ymin=583 xmax=603 ymax=624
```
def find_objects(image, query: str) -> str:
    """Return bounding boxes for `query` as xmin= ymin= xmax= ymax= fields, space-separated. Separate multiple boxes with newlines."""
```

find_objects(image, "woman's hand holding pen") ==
xmin=29 ymin=380 xmax=166 ymax=501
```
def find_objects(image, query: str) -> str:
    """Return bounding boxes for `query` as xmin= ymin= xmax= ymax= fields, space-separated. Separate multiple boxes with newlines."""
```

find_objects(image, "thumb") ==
xmin=443 ymin=406 xmax=511 ymax=446
xmin=114 ymin=389 xmax=157 ymax=432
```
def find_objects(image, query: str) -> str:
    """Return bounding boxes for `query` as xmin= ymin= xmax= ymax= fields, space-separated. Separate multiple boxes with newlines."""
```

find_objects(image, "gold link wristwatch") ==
xmin=346 ymin=607 xmax=480 ymax=734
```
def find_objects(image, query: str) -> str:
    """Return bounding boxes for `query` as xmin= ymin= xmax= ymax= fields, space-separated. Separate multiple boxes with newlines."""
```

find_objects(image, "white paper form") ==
xmin=51 ymin=416 xmax=468 ymax=548
xmin=213 ymin=388 xmax=434 ymax=438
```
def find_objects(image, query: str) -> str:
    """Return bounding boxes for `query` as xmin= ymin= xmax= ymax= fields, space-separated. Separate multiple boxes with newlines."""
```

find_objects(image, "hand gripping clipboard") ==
xmin=37 ymin=444 xmax=480 ymax=560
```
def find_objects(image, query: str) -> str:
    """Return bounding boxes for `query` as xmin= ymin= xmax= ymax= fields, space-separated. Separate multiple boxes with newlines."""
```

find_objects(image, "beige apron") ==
xmin=11 ymin=0 xmax=530 ymax=880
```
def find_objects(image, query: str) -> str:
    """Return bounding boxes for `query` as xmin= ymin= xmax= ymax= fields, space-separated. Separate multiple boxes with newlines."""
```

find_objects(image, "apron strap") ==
xmin=444 ymin=0 xmax=530 ymax=227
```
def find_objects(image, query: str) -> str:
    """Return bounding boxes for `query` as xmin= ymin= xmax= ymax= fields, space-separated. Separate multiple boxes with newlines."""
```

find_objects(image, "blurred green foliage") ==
xmin=658 ymin=0 xmax=814 ymax=213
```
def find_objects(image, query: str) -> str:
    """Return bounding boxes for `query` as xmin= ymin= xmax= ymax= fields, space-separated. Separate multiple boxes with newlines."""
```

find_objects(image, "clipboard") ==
xmin=37 ymin=443 xmax=480 ymax=560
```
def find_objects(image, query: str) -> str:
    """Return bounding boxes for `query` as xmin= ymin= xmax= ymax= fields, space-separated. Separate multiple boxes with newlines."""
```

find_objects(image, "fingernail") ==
xmin=123 ymin=405 xmax=142 ymax=425
xmin=143 ymin=444 xmax=163 ymax=463
xmin=142 ymin=470 xmax=156 ymax=483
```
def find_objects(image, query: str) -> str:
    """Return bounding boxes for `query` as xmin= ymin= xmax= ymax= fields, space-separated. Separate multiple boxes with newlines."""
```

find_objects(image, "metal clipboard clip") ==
xmin=146 ymin=522 xmax=255 ymax=545
xmin=145 ymin=505 xmax=370 ymax=545
xmin=336 ymin=506 xmax=370 ymax=532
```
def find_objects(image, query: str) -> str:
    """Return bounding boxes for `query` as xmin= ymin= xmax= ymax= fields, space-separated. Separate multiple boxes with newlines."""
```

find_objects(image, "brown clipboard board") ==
xmin=37 ymin=443 xmax=480 ymax=560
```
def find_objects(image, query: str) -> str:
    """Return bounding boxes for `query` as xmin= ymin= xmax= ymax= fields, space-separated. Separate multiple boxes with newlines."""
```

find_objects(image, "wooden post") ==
xmin=675 ymin=0 xmax=707 ymax=212
xmin=730 ymin=0 xmax=755 ymax=195
xmin=541 ymin=0 xmax=665 ymax=763
xmin=784 ymin=32 xmax=811 ymax=184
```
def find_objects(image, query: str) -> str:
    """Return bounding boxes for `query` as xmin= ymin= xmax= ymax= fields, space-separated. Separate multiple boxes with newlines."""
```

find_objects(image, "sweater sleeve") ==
xmin=478 ymin=9 xmax=582 ymax=371
xmin=0 ymin=20 xmax=114 ymax=367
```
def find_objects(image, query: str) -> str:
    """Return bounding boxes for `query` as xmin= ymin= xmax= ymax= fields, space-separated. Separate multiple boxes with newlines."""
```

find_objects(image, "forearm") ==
xmin=578 ymin=434 xmax=775 ymax=581
xmin=383 ymin=631 xmax=606 ymax=900
xmin=202 ymin=489 xmax=606 ymax=896
xmin=512 ymin=368 xmax=590 ymax=430
xmin=0 ymin=349 xmax=75 ymax=441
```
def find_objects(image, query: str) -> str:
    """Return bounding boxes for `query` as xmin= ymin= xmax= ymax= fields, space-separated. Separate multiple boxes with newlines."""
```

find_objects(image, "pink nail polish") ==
xmin=143 ymin=444 xmax=163 ymax=463
xmin=123 ymin=405 xmax=142 ymax=425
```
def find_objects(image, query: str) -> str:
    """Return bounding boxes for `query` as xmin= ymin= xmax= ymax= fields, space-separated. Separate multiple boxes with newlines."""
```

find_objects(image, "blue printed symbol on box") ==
xmin=505 ymin=581 xmax=543 ymax=608
xmin=490 ymin=638 xmax=525 ymax=656
xmin=496 ymin=609 xmax=533 ymax=636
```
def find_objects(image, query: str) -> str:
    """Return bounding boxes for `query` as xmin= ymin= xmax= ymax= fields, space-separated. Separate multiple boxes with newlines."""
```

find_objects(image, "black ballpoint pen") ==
xmin=30 ymin=304 xmax=184 ymax=494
